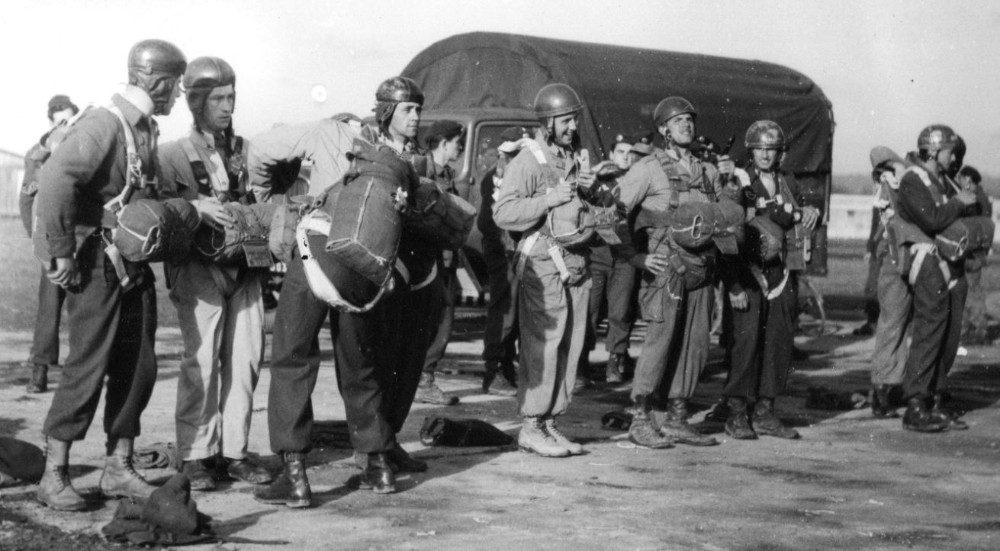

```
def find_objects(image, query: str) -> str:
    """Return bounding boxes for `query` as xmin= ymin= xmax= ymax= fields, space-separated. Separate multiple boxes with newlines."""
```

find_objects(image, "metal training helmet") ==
xmin=653 ymin=96 xmax=696 ymax=126
xmin=744 ymin=120 xmax=786 ymax=150
xmin=533 ymin=83 xmax=583 ymax=120
xmin=183 ymin=56 xmax=236 ymax=114
xmin=375 ymin=76 xmax=424 ymax=105
xmin=917 ymin=124 xmax=959 ymax=153
xmin=127 ymin=39 xmax=187 ymax=114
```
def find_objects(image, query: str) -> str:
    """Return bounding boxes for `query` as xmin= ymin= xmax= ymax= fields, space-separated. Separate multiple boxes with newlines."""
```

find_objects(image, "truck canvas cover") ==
xmin=402 ymin=32 xmax=834 ymax=175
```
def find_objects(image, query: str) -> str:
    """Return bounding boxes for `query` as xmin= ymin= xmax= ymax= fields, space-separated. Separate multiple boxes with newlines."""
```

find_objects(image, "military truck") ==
xmin=402 ymin=32 xmax=835 ymax=283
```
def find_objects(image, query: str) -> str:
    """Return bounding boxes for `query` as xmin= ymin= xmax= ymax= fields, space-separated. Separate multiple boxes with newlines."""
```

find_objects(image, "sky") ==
xmin=1 ymin=0 xmax=998 ymax=176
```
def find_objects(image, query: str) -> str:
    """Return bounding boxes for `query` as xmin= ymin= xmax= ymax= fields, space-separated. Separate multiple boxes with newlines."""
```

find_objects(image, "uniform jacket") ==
xmin=614 ymin=147 xmax=723 ymax=270
xmin=728 ymin=166 xmax=803 ymax=293
xmin=247 ymin=119 xmax=358 ymax=201
xmin=19 ymin=141 xmax=48 ymax=236
xmin=896 ymin=155 xmax=965 ymax=238
xmin=159 ymin=128 xmax=248 ymax=202
xmin=36 ymin=89 xmax=158 ymax=259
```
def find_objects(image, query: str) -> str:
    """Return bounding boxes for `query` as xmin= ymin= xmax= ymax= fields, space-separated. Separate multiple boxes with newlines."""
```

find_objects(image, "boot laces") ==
xmin=544 ymin=419 xmax=569 ymax=442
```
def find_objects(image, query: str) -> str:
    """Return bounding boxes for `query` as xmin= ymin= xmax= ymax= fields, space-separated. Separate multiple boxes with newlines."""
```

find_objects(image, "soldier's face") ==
xmin=551 ymin=113 xmax=578 ymax=147
xmin=201 ymin=84 xmax=236 ymax=133
xmin=936 ymin=147 xmax=955 ymax=171
xmin=390 ymin=102 xmax=422 ymax=140
xmin=752 ymin=148 xmax=779 ymax=171
xmin=159 ymin=77 xmax=182 ymax=116
xmin=611 ymin=142 xmax=633 ymax=170
xmin=442 ymin=134 xmax=464 ymax=163
xmin=50 ymin=107 xmax=75 ymax=127
xmin=665 ymin=114 xmax=695 ymax=147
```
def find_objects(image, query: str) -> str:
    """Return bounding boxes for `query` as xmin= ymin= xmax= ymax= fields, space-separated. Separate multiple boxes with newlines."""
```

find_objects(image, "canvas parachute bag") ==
xmin=406 ymin=177 xmax=478 ymax=250
xmin=296 ymin=143 xmax=409 ymax=313
xmin=100 ymin=106 xmax=199 ymax=268
xmin=179 ymin=137 xmax=275 ymax=268
xmin=191 ymin=202 xmax=276 ymax=267
xmin=746 ymin=215 xmax=785 ymax=263
xmin=521 ymin=140 xmax=598 ymax=250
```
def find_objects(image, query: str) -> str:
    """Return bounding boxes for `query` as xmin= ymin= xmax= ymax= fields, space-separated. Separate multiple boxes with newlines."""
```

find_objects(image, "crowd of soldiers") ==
xmin=19 ymin=37 xmax=988 ymax=513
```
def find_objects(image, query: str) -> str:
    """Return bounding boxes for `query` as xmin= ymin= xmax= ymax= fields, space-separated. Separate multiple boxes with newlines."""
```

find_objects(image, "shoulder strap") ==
xmin=653 ymin=150 xmax=682 ymax=209
xmin=106 ymin=105 xmax=141 ymax=189
xmin=179 ymin=138 xmax=214 ymax=197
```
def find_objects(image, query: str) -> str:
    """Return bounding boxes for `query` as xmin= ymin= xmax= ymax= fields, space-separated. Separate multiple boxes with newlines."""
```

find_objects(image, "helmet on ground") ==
xmin=653 ymin=97 xmax=696 ymax=126
xmin=917 ymin=124 xmax=959 ymax=153
xmin=745 ymin=120 xmax=786 ymax=150
xmin=533 ymin=83 xmax=583 ymax=120
xmin=183 ymin=56 xmax=236 ymax=115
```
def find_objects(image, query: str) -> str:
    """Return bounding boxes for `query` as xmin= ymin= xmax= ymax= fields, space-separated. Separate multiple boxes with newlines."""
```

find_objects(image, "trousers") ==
xmin=902 ymin=258 xmax=967 ymax=399
xmin=585 ymin=255 xmax=636 ymax=355
xmin=871 ymin=243 xmax=911 ymax=385
xmin=170 ymin=262 xmax=264 ymax=461
xmin=723 ymin=281 xmax=795 ymax=400
xmin=29 ymin=268 xmax=66 ymax=366
xmin=632 ymin=284 xmax=712 ymax=402
xmin=423 ymin=263 xmax=458 ymax=373
xmin=516 ymin=247 xmax=590 ymax=417
xmin=43 ymin=238 xmax=157 ymax=446
xmin=482 ymin=248 xmax=518 ymax=364
xmin=267 ymin=257 xmax=441 ymax=455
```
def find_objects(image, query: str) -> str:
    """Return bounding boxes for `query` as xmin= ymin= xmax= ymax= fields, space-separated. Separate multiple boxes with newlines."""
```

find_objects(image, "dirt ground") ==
xmin=2 ymin=244 xmax=1000 ymax=551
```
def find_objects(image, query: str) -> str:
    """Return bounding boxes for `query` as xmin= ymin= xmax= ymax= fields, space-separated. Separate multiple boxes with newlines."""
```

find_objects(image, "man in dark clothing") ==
xmin=722 ymin=121 xmax=819 ymax=440
xmin=414 ymin=119 xmax=466 ymax=406
xmin=21 ymin=95 xmax=80 ymax=393
xmin=896 ymin=124 xmax=978 ymax=432
xmin=478 ymin=126 xmax=528 ymax=396
xmin=582 ymin=133 xmax=645 ymax=384
xmin=955 ymin=165 xmax=993 ymax=345
xmin=252 ymin=77 xmax=441 ymax=507
xmin=33 ymin=39 xmax=186 ymax=511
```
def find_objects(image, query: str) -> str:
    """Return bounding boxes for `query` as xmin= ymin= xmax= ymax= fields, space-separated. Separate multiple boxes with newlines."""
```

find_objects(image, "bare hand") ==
xmin=576 ymin=167 xmax=596 ymax=189
xmin=800 ymin=206 xmax=820 ymax=230
xmin=546 ymin=180 xmax=575 ymax=208
xmin=195 ymin=198 xmax=235 ymax=227
xmin=956 ymin=190 xmax=977 ymax=206
xmin=729 ymin=291 xmax=749 ymax=311
xmin=48 ymin=256 xmax=78 ymax=288
xmin=643 ymin=253 xmax=670 ymax=275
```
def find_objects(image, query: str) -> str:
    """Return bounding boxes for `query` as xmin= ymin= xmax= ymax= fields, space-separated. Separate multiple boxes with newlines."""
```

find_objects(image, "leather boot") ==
xmin=724 ymin=397 xmax=757 ymax=440
xmin=180 ymin=459 xmax=217 ymax=491
xmin=26 ymin=363 xmax=48 ymax=393
xmin=360 ymin=453 xmax=396 ymax=494
xmin=627 ymin=396 xmax=674 ymax=449
xmin=100 ymin=441 xmax=157 ymax=499
xmin=543 ymin=417 xmax=583 ymax=455
xmin=932 ymin=394 xmax=968 ymax=431
xmin=605 ymin=354 xmax=624 ymax=384
xmin=253 ymin=452 xmax=311 ymax=508
xmin=752 ymin=398 xmax=800 ymax=439
xmin=226 ymin=456 xmax=274 ymax=484
xmin=871 ymin=385 xmax=899 ymax=418
xmin=415 ymin=372 xmax=459 ymax=406
xmin=483 ymin=360 xmax=517 ymax=396
xmin=36 ymin=462 xmax=85 ymax=511
xmin=658 ymin=398 xmax=719 ymax=446
xmin=902 ymin=396 xmax=949 ymax=433
xmin=518 ymin=417 xmax=571 ymax=457
xmin=387 ymin=442 xmax=428 ymax=472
